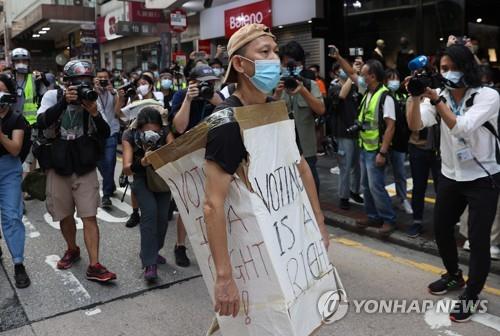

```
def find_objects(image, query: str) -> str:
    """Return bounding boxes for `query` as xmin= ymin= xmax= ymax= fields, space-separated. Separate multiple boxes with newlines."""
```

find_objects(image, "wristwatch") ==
xmin=430 ymin=96 xmax=445 ymax=106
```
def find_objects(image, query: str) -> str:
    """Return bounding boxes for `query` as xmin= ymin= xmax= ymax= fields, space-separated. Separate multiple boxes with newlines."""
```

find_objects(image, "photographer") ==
xmin=407 ymin=44 xmax=500 ymax=322
xmin=170 ymin=65 xmax=223 ymax=135
xmin=328 ymin=62 xmax=363 ymax=210
xmin=274 ymin=41 xmax=325 ymax=192
xmin=94 ymin=69 xmax=121 ymax=209
xmin=122 ymin=107 xmax=172 ymax=282
xmin=0 ymin=74 xmax=31 ymax=288
xmin=331 ymin=48 xmax=397 ymax=235
xmin=36 ymin=60 xmax=116 ymax=283
xmin=167 ymin=64 xmax=223 ymax=267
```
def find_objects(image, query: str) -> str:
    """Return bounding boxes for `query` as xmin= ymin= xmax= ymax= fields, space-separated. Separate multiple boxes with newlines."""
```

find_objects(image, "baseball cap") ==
xmin=224 ymin=23 xmax=276 ymax=83
xmin=189 ymin=65 xmax=219 ymax=81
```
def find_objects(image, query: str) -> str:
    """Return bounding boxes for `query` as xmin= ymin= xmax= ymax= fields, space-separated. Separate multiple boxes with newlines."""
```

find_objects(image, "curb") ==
xmin=323 ymin=210 xmax=500 ymax=276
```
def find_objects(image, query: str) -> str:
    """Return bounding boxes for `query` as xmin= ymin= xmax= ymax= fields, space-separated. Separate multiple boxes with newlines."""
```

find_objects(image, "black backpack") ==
xmin=3 ymin=112 xmax=32 ymax=163
xmin=378 ymin=91 xmax=410 ymax=152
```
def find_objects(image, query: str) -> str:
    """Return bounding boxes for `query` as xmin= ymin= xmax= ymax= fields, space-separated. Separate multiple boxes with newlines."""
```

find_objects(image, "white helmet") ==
xmin=11 ymin=48 xmax=30 ymax=61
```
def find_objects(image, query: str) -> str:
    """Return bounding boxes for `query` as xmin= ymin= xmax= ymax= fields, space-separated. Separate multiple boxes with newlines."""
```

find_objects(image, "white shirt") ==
xmin=420 ymin=86 xmax=500 ymax=181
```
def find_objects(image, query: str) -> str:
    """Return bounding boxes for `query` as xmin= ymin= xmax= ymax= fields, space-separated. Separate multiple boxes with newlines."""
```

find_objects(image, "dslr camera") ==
xmin=70 ymin=82 xmax=98 ymax=102
xmin=0 ymin=93 xmax=17 ymax=106
xmin=141 ymin=130 xmax=162 ymax=151
xmin=281 ymin=60 xmax=312 ymax=91
xmin=197 ymin=81 xmax=214 ymax=100
xmin=407 ymin=55 xmax=443 ymax=96
xmin=118 ymin=82 xmax=137 ymax=99
xmin=346 ymin=121 xmax=368 ymax=135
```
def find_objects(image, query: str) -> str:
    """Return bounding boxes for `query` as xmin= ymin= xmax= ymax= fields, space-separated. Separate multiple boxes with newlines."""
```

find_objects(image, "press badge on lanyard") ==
xmin=450 ymin=96 xmax=473 ymax=162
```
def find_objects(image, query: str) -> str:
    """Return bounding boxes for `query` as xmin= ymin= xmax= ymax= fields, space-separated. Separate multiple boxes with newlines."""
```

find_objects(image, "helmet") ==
xmin=63 ymin=59 xmax=95 ymax=80
xmin=11 ymin=48 xmax=30 ymax=61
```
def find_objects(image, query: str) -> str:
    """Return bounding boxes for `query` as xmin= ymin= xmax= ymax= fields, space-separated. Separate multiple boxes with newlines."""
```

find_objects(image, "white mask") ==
xmin=137 ymin=84 xmax=150 ymax=96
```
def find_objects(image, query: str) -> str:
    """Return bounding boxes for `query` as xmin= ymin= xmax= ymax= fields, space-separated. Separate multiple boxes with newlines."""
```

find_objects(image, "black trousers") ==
xmin=434 ymin=173 xmax=500 ymax=297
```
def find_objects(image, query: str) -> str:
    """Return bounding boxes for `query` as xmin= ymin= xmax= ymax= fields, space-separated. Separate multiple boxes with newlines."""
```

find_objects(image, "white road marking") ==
xmin=329 ymin=167 xmax=340 ymax=175
xmin=85 ymin=308 xmax=102 ymax=316
xmin=385 ymin=178 xmax=414 ymax=197
xmin=45 ymin=255 xmax=91 ymax=303
xmin=23 ymin=216 xmax=40 ymax=238
xmin=44 ymin=213 xmax=83 ymax=230
xmin=424 ymin=298 xmax=500 ymax=333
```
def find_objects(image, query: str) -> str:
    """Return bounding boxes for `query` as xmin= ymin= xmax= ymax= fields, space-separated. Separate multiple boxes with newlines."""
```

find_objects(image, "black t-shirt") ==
xmin=205 ymin=95 xmax=303 ymax=175
xmin=329 ymin=81 xmax=361 ymax=138
xmin=0 ymin=110 xmax=26 ymax=157
xmin=169 ymin=89 xmax=216 ymax=135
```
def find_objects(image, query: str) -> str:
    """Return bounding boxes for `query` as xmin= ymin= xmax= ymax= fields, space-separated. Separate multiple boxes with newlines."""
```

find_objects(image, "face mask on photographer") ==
xmin=338 ymin=69 xmax=348 ymax=80
xmin=14 ymin=63 xmax=29 ymax=74
xmin=357 ymin=76 xmax=368 ymax=90
xmin=137 ymin=84 xmax=150 ymax=96
xmin=239 ymin=56 xmax=281 ymax=94
xmin=212 ymin=67 xmax=224 ymax=77
xmin=442 ymin=71 xmax=464 ymax=89
xmin=161 ymin=79 xmax=173 ymax=90
xmin=387 ymin=80 xmax=400 ymax=92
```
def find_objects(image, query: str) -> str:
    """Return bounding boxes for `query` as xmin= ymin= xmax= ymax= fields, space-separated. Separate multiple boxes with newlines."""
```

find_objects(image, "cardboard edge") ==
xmin=234 ymin=100 xmax=289 ymax=130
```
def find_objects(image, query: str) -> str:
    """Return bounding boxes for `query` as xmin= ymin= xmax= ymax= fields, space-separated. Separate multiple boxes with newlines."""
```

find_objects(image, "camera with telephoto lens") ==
xmin=99 ymin=79 xmax=109 ymax=88
xmin=197 ymin=81 xmax=214 ymax=100
xmin=281 ymin=60 xmax=312 ymax=91
xmin=407 ymin=55 xmax=444 ymax=96
xmin=118 ymin=82 xmax=137 ymax=99
xmin=346 ymin=121 xmax=366 ymax=135
xmin=0 ymin=93 xmax=17 ymax=106
xmin=73 ymin=83 xmax=98 ymax=102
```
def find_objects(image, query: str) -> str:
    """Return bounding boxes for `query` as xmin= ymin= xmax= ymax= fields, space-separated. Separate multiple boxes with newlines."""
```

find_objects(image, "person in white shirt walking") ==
xmin=407 ymin=44 xmax=500 ymax=323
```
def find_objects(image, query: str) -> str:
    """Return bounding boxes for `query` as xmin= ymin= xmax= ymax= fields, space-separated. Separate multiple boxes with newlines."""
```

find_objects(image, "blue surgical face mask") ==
xmin=240 ymin=57 xmax=281 ymax=94
xmin=161 ymin=79 xmax=173 ymax=89
xmin=442 ymin=71 xmax=464 ymax=89
xmin=387 ymin=80 xmax=400 ymax=92
xmin=212 ymin=68 xmax=223 ymax=77
xmin=338 ymin=69 xmax=348 ymax=80
xmin=357 ymin=76 xmax=368 ymax=90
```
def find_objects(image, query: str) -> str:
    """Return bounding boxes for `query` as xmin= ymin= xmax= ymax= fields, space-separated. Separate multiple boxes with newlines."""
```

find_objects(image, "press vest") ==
xmin=22 ymin=74 xmax=38 ymax=125
xmin=358 ymin=85 xmax=389 ymax=151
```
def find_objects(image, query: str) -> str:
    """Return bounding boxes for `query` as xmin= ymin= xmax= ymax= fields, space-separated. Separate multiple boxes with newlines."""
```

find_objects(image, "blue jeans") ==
xmin=360 ymin=150 xmax=396 ymax=225
xmin=97 ymin=133 xmax=118 ymax=197
xmin=337 ymin=137 xmax=361 ymax=199
xmin=0 ymin=155 xmax=25 ymax=264
xmin=305 ymin=156 xmax=320 ymax=193
xmin=409 ymin=144 xmax=441 ymax=221
xmin=389 ymin=150 xmax=407 ymax=202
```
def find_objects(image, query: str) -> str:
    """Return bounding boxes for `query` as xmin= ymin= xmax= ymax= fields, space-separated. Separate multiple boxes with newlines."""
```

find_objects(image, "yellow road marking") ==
xmin=330 ymin=237 xmax=500 ymax=297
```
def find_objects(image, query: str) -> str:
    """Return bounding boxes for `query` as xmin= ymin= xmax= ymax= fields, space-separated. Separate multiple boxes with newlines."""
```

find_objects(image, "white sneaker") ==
xmin=491 ymin=245 xmax=500 ymax=260
xmin=402 ymin=199 xmax=413 ymax=215
xmin=463 ymin=240 xmax=470 ymax=251
xmin=330 ymin=167 xmax=339 ymax=175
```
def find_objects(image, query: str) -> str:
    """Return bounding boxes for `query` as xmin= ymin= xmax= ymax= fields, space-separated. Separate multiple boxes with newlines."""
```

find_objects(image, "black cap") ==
xmin=189 ymin=65 xmax=219 ymax=81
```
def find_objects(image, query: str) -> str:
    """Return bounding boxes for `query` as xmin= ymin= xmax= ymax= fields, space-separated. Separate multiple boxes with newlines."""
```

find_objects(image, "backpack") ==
xmin=3 ymin=112 xmax=32 ymax=163
xmin=378 ymin=91 xmax=410 ymax=152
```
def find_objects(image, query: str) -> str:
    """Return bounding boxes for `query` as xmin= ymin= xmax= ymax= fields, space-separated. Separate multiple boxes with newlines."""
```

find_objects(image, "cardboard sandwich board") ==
xmin=148 ymin=101 xmax=343 ymax=336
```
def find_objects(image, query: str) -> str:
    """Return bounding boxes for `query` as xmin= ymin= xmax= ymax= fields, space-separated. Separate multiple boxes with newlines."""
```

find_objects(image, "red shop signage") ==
xmin=128 ymin=2 xmax=163 ymax=23
xmin=224 ymin=0 xmax=272 ymax=38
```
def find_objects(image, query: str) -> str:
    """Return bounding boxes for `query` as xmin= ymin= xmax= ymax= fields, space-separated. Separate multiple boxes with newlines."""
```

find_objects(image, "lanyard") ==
xmin=99 ymin=91 xmax=109 ymax=111
xmin=448 ymin=91 xmax=467 ymax=116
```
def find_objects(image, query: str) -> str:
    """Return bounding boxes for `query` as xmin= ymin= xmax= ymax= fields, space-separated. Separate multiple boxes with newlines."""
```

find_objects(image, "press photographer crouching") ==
xmin=36 ymin=60 xmax=116 ymax=283
xmin=407 ymin=44 xmax=500 ymax=322
xmin=0 ymin=74 xmax=31 ymax=288
xmin=122 ymin=107 xmax=171 ymax=282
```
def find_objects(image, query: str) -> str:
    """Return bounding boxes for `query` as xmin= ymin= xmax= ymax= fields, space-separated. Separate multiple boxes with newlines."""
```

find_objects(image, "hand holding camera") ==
xmin=328 ymin=45 xmax=339 ymax=59
xmin=185 ymin=82 xmax=200 ymax=102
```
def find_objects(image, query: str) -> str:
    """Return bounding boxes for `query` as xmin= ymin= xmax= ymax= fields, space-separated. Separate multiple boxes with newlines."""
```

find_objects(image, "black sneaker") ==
xmin=350 ymin=192 xmax=364 ymax=204
xmin=450 ymin=294 xmax=479 ymax=323
xmin=14 ymin=264 xmax=31 ymax=289
xmin=339 ymin=198 xmax=350 ymax=210
xmin=101 ymin=196 xmax=112 ymax=209
xmin=126 ymin=210 xmax=140 ymax=228
xmin=407 ymin=223 xmax=423 ymax=238
xmin=174 ymin=245 xmax=191 ymax=267
xmin=428 ymin=270 xmax=465 ymax=295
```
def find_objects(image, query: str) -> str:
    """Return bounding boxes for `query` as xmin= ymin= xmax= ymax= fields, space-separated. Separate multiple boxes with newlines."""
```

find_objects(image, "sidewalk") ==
xmin=316 ymin=154 xmax=500 ymax=276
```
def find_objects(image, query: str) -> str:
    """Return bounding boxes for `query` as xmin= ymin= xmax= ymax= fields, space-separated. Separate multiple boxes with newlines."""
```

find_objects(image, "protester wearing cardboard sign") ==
xmin=203 ymin=23 xmax=330 ymax=319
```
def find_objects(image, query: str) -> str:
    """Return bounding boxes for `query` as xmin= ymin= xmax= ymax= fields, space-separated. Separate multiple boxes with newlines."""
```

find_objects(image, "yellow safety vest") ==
xmin=22 ymin=73 xmax=38 ymax=125
xmin=358 ymin=85 xmax=389 ymax=151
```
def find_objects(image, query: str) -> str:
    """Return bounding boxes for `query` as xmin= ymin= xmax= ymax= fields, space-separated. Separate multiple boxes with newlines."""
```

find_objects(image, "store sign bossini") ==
xmin=148 ymin=101 xmax=344 ymax=335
